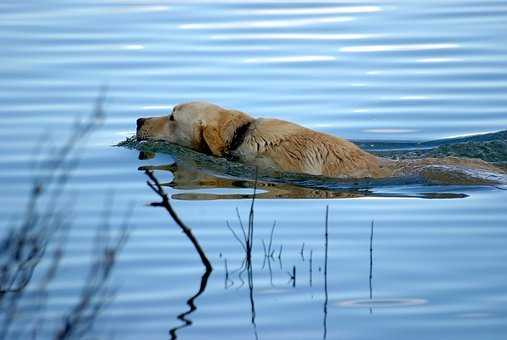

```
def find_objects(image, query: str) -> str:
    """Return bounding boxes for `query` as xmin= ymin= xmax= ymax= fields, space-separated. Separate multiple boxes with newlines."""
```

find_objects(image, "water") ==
xmin=1 ymin=1 xmax=506 ymax=339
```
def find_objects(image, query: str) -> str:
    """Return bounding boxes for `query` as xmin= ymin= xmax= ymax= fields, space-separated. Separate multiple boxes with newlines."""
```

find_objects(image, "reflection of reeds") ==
xmin=262 ymin=221 xmax=277 ymax=260
xmin=221 ymin=184 xmax=334 ymax=339
xmin=225 ymin=180 xmax=257 ymax=274
xmin=369 ymin=221 xmax=374 ymax=300
xmin=369 ymin=220 xmax=374 ymax=315
xmin=225 ymin=176 xmax=259 ymax=340
xmin=323 ymin=206 xmax=329 ymax=340
xmin=288 ymin=266 xmax=296 ymax=287
xmin=0 ymin=91 xmax=129 ymax=340
xmin=300 ymin=242 xmax=305 ymax=261
xmin=309 ymin=250 xmax=313 ymax=287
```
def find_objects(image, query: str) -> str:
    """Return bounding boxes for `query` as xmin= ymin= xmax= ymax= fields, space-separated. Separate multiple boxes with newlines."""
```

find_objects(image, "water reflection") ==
xmin=143 ymin=169 xmax=213 ymax=340
xmin=231 ymin=6 xmax=383 ymax=16
xmin=137 ymin=152 xmax=468 ymax=200
xmin=340 ymin=43 xmax=460 ymax=53
xmin=168 ymin=269 xmax=212 ymax=340
xmin=323 ymin=206 xmax=329 ymax=340
xmin=243 ymin=55 xmax=337 ymax=64
xmin=337 ymin=219 xmax=427 ymax=311
xmin=179 ymin=16 xmax=354 ymax=30
xmin=210 ymin=33 xmax=379 ymax=41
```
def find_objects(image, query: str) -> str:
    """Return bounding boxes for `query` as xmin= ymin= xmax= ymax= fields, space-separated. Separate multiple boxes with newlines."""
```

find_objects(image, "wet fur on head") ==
xmin=136 ymin=101 xmax=254 ymax=157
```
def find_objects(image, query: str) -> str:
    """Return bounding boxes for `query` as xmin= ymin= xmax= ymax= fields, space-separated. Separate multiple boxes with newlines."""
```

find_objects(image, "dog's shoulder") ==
xmin=236 ymin=118 xmax=387 ymax=177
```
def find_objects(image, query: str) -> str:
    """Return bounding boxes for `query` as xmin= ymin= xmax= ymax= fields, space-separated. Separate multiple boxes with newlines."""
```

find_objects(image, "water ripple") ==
xmin=1 ymin=1 xmax=507 ymax=339
xmin=180 ymin=16 xmax=354 ymax=30
xmin=340 ymin=43 xmax=460 ymax=53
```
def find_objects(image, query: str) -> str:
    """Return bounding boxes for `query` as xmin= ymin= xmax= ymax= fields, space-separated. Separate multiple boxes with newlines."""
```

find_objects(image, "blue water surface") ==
xmin=0 ymin=1 xmax=506 ymax=339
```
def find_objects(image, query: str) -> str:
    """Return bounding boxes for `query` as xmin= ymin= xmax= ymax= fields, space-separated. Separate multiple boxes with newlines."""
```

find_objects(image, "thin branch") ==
xmin=144 ymin=170 xmax=212 ymax=273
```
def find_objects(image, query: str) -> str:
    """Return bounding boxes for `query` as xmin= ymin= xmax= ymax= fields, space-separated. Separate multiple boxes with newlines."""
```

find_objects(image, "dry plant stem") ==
xmin=0 ymin=93 xmax=106 ymax=340
xmin=55 ymin=195 xmax=130 ymax=340
xmin=0 ymin=89 xmax=130 ymax=340
xmin=369 ymin=220 xmax=374 ymax=301
xmin=144 ymin=170 xmax=212 ymax=272
xmin=323 ymin=205 xmax=329 ymax=340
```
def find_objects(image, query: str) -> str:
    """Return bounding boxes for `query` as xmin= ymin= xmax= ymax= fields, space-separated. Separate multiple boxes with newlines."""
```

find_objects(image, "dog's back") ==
xmin=234 ymin=117 xmax=506 ymax=183
xmin=234 ymin=118 xmax=391 ymax=178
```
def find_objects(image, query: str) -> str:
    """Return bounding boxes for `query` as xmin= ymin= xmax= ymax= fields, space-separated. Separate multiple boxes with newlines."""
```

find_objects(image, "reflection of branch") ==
xmin=143 ymin=169 xmax=213 ymax=339
xmin=369 ymin=220 xmax=374 ymax=315
xmin=169 ymin=268 xmax=212 ymax=339
xmin=323 ymin=206 xmax=329 ymax=340
xmin=145 ymin=170 xmax=212 ymax=273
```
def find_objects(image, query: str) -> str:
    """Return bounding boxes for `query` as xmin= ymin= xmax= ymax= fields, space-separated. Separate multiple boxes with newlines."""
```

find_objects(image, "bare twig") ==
xmin=144 ymin=170 xmax=212 ymax=273
xmin=0 ymin=90 xmax=130 ymax=340
xmin=323 ymin=206 xmax=329 ymax=340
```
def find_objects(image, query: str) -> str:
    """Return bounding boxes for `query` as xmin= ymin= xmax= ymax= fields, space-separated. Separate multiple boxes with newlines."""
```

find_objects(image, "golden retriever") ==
xmin=136 ymin=101 xmax=505 ymax=183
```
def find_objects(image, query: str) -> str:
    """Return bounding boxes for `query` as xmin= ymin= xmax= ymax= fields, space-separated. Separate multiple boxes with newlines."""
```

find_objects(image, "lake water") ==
xmin=1 ymin=1 xmax=507 ymax=339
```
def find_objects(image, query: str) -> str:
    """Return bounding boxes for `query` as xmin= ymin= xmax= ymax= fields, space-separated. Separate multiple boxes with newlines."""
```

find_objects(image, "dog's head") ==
xmin=136 ymin=101 xmax=253 ymax=157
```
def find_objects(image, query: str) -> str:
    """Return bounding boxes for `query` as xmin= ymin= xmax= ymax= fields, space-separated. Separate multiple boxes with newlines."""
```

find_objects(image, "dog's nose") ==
xmin=136 ymin=118 xmax=146 ymax=130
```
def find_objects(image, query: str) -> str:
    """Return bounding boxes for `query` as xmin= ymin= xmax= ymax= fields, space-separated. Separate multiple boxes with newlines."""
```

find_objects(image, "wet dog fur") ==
xmin=136 ymin=101 xmax=504 ymax=183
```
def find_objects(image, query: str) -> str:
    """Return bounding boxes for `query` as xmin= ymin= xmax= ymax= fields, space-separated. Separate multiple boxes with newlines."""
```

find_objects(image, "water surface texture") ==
xmin=1 ymin=1 xmax=507 ymax=339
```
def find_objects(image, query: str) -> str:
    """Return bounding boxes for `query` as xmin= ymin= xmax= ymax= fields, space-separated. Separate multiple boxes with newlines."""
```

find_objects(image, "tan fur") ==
xmin=201 ymin=109 xmax=253 ymax=156
xmin=232 ymin=119 xmax=391 ymax=178
xmin=137 ymin=102 xmax=505 ymax=181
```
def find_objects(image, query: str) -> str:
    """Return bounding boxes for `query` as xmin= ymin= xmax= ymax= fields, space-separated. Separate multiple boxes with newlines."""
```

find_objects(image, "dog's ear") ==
xmin=202 ymin=123 xmax=225 ymax=156
xmin=202 ymin=109 xmax=252 ymax=157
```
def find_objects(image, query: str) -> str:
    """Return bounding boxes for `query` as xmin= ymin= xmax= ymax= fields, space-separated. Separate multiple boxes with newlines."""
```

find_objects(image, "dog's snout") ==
xmin=136 ymin=118 xmax=146 ymax=130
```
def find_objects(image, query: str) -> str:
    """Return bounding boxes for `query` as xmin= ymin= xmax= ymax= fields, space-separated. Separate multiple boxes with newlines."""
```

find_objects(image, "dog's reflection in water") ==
xmin=138 ymin=152 xmax=364 ymax=199
xmin=137 ymin=151 xmax=468 ymax=200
